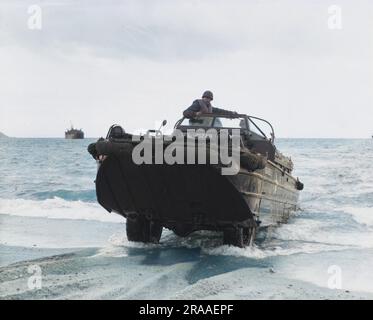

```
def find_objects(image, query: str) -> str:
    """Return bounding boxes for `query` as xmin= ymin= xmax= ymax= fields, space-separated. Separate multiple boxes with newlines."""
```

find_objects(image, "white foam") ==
xmin=272 ymin=217 xmax=373 ymax=248
xmin=107 ymin=229 xmax=349 ymax=259
xmin=0 ymin=197 xmax=123 ymax=223
xmin=203 ymin=242 xmax=350 ymax=258
xmin=203 ymin=244 xmax=268 ymax=258
xmin=342 ymin=206 xmax=373 ymax=227
xmin=108 ymin=231 xmax=162 ymax=249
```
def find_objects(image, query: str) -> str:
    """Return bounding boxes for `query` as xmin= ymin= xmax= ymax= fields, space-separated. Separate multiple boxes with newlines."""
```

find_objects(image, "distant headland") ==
xmin=0 ymin=131 xmax=9 ymax=138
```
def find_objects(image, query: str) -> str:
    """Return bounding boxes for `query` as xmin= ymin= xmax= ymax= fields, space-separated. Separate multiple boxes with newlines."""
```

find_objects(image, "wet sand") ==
xmin=1 ymin=244 xmax=372 ymax=300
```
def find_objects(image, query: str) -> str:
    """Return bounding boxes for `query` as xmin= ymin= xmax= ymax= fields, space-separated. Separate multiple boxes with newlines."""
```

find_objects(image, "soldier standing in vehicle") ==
xmin=183 ymin=90 xmax=237 ymax=119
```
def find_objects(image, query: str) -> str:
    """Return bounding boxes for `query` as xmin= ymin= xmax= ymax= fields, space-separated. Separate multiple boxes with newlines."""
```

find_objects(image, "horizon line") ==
xmin=1 ymin=136 xmax=372 ymax=140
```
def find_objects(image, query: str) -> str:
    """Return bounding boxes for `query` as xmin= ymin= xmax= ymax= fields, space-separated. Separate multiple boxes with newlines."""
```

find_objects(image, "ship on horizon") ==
xmin=65 ymin=126 xmax=84 ymax=139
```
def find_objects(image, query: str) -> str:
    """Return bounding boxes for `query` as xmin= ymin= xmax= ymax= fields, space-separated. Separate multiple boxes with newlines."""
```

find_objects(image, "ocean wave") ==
xmin=269 ymin=216 xmax=373 ymax=249
xmin=30 ymin=189 xmax=96 ymax=202
xmin=341 ymin=206 xmax=373 ymax=228
xmin=107 ymin=229 xmax=354 ymax=259
xmin=0 ymin=197 xmax=123 ymax=223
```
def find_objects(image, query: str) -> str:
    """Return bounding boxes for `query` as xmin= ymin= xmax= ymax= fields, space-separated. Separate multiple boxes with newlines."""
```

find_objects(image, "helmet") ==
xmin=202 ymin=90 xmax=213 ymax=100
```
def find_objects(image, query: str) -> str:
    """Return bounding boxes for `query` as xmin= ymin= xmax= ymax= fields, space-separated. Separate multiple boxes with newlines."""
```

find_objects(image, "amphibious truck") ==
xmin=88 ymin=114 xmax=303 ymax=247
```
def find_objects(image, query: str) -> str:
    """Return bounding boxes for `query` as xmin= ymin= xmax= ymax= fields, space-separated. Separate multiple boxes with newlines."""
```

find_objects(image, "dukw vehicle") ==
xmin=88 ymin=114 xmax=303 ymax=247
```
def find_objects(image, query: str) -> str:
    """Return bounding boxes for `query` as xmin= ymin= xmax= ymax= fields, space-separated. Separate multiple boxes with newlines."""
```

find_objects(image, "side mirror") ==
xmin=157 ymin=120 xmax=167 ymax=131
xmin=151 ymin=120 xmax=168 ymax=136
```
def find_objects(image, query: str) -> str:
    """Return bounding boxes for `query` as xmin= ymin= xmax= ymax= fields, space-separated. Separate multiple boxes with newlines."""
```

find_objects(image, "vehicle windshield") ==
xmin=248 ymin=118 xmax=272 ymax=139
xmin=178 ymin=116 xmax=246 ymax=129
xmin=213 ymin=117 xmax=246 ymax=129
xmin=179 ymin=117 xmax=214 ymax=127
xmin=176 ymin=114 xmax=274 ymax=141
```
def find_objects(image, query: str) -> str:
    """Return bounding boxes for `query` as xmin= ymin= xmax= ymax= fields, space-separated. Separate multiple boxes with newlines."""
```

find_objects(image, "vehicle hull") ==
xmin=228 ymin=162 xmax=299 ymax=228
xmin=95 ymin=152 xmax=299 ymax=234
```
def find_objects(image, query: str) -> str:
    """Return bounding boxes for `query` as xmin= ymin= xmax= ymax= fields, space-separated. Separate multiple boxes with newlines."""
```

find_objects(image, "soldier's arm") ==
xmin=211 ymin=107 xmax=238 ymax=115
xmin=183 ymin=101 xmax=202 ymax=118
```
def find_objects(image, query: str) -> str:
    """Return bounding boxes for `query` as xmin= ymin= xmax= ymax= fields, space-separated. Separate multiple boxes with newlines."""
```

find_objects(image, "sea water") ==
xmin=0 ymin=138 xmax=372 ymax=299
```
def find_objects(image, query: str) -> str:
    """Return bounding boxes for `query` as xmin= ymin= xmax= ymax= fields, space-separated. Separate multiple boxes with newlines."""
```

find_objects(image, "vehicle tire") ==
xmin=126 ymin=215 xmax=162 ymax=243
xmin=223 ymin=227 xmax=244 ymax=248
xmin=243 ymin=226 xmax=256 ymax=246
xmin=223 ymin=226 xmax=256 ymax=247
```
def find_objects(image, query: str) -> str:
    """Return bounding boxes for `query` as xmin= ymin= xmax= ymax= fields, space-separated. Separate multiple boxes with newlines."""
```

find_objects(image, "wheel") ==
xmin=126 ymin=215 xmax=163 ymax=243
xmin=223 ymin=227 xmax=244 ymax=247
xmin=223 ymin=226 xmax=256 ymax=247
xmin=243 ymin=226 xmax=256 ymax=246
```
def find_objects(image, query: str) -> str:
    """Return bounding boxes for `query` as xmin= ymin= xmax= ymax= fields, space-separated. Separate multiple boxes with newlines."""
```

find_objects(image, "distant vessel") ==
xmin=65 ymin=126 xmax=84 ymax=139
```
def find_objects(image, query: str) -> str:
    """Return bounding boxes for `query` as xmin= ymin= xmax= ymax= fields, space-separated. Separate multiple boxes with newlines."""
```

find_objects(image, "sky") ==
xmin=0 ymin=0 xmax=372 ymax=138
